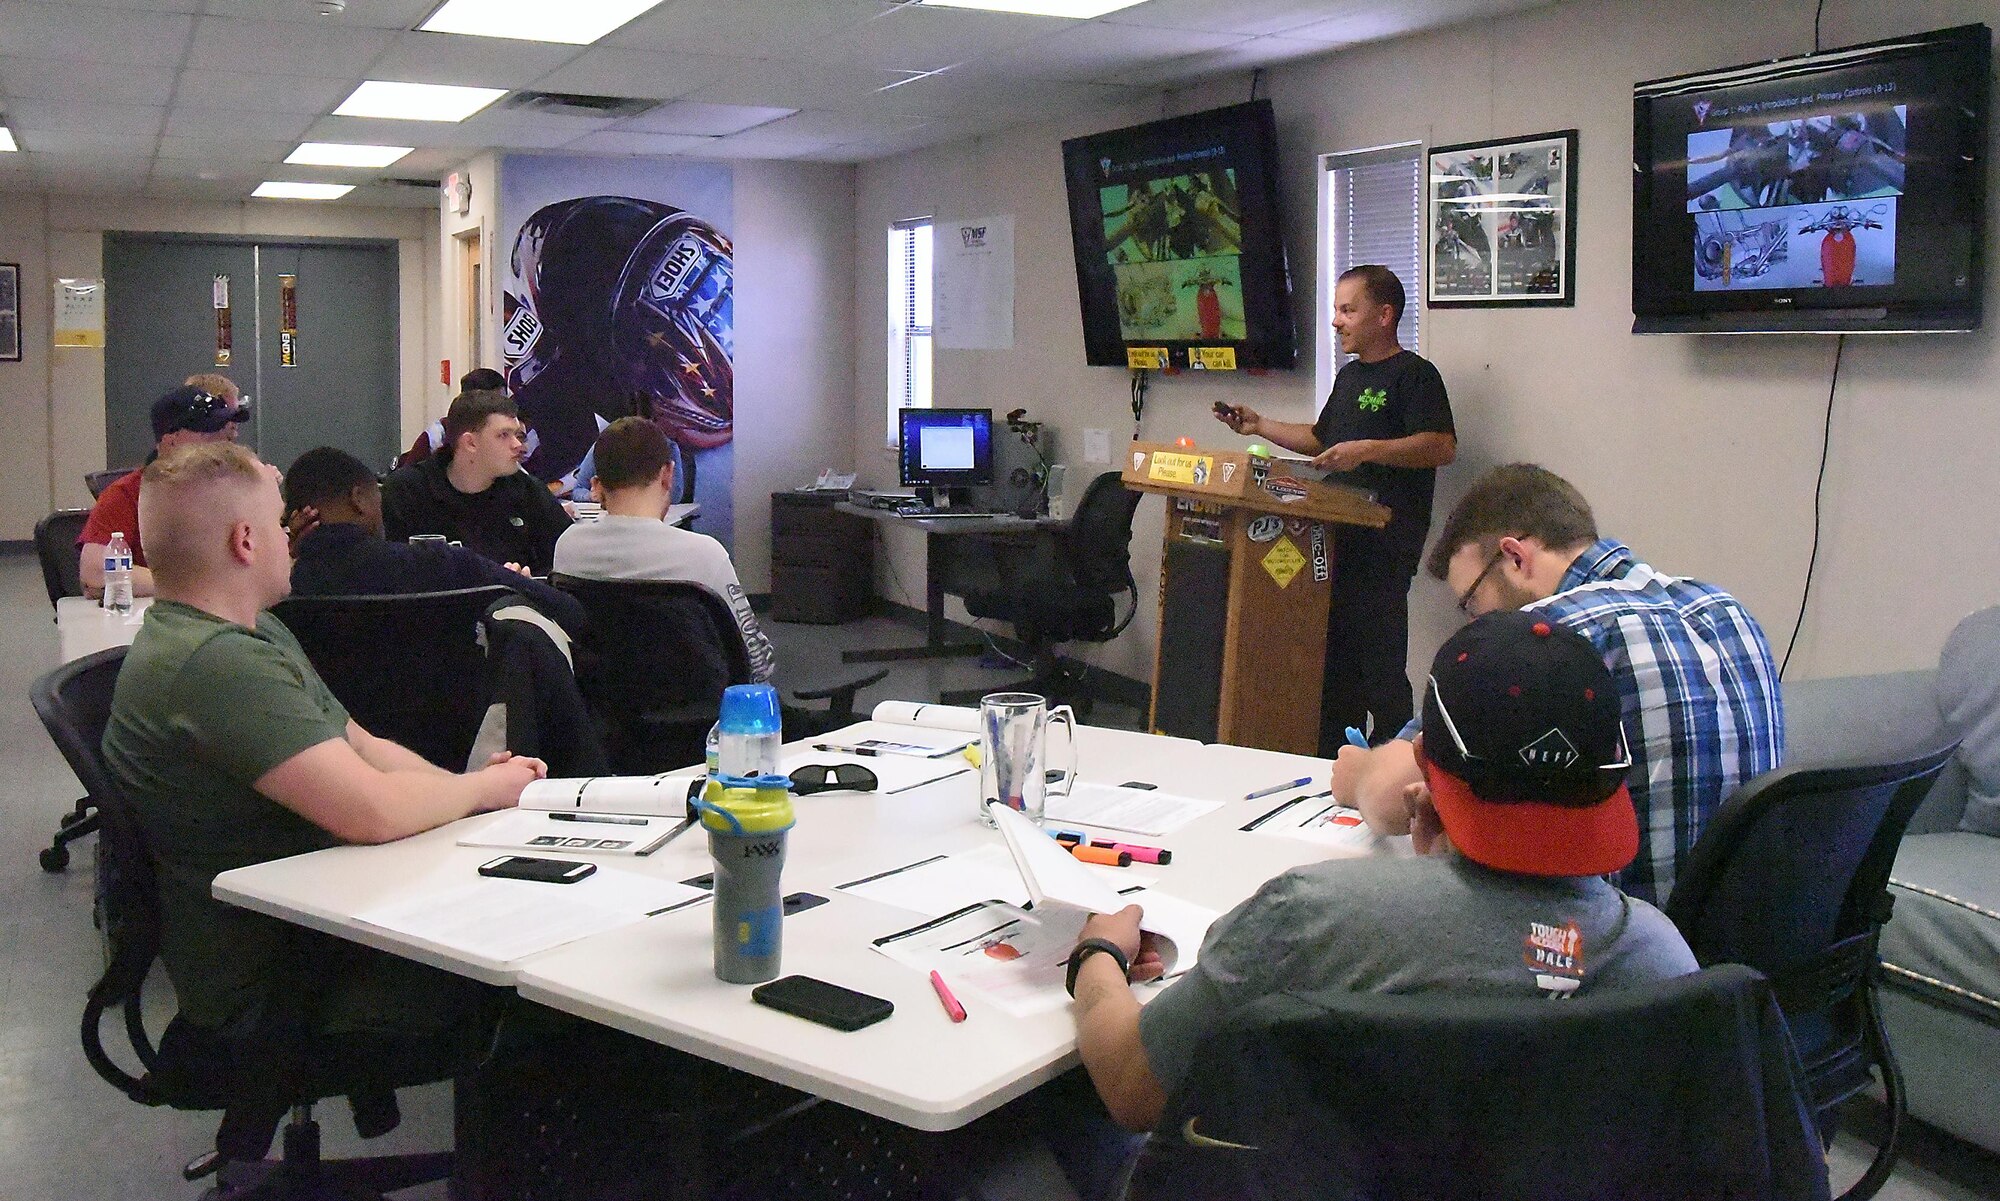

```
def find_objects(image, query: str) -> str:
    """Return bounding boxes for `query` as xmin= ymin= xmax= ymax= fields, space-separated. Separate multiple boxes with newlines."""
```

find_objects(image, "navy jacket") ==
xmin=291 ymin=522 xmax=586 ymax=641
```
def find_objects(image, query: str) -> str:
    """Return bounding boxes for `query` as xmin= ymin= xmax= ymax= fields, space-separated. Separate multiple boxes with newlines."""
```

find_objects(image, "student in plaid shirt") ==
xmin=1339 ymin=464 xmax=1783 ymax=905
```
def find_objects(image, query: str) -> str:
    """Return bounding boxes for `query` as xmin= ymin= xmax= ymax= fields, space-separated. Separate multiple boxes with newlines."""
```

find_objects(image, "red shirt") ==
xmin=79 ymin=468 xmax=146 ymax=567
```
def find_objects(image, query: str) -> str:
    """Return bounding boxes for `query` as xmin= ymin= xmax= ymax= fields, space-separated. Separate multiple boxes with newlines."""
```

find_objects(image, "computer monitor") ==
xmin=898 ymin=408 xmax=994 ymax=506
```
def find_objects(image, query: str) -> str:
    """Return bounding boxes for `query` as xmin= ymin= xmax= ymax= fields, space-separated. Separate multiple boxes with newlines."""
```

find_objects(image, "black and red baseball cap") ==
xmin=1417 ymin=610 xmax=1638 ymax=878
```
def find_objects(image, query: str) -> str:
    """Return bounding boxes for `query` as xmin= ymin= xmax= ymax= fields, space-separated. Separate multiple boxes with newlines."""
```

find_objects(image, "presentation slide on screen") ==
xmin=1099 ymin=167 xmax=1247 ymax=341
xmin=1683 ymin=98 xmax=1905 ymax=292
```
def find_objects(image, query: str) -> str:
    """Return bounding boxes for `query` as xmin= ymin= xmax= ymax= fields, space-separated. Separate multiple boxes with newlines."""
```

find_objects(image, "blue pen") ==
xmin=1344 ymin=727 xmax=1370 ymax=749
xmin=1243 ymin=776 xmax=1315 ymax=802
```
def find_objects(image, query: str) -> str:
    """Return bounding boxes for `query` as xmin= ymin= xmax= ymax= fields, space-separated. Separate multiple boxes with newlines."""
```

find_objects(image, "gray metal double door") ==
xmin=103 ymin=234 xmax=401 ymax=474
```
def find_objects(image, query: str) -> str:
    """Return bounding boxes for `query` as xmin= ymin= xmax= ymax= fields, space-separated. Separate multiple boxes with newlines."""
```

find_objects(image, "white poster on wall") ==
xmin=934 ymin=215 xmax=1014 ymax=350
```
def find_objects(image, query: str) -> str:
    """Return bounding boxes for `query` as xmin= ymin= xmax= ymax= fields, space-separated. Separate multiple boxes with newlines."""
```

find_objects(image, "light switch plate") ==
xmin=1083 ymin=428 xmax=1111 ymax=465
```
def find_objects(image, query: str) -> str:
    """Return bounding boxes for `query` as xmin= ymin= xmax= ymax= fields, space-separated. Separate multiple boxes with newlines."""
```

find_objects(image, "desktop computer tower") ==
xmin=974 ymin=421 xmax=1054 ymax=517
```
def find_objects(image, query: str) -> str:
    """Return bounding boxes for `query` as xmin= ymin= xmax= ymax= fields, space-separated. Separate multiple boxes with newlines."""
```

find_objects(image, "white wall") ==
xmin=0 ymin=195 xmax=438 ymax=537
xmin=854 ymin=0 xmax=2000 ymax=685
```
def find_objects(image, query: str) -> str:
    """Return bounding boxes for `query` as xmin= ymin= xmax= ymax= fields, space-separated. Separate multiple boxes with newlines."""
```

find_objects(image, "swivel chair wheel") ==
xmin=39 ymin=844 xmax=69 ymax=873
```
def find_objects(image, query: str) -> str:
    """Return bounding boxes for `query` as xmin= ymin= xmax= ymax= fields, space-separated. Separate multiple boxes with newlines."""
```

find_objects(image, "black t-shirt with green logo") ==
xmin=1312 ymin=349 xmax=1455 ymax=578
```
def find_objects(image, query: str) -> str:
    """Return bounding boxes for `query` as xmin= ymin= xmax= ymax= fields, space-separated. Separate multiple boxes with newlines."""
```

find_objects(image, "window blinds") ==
xmin=1327 ymin=149 xmax=1422 ymax=356
xmin=887 ymin=220 xmax=933 ymax=432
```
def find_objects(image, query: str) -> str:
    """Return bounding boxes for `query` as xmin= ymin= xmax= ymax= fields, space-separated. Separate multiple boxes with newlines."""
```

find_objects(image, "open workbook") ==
xmin=871 ymin=803 xmax=1218 ymax=1017
xmin=456 ymin=776 xmax=698 ymax=856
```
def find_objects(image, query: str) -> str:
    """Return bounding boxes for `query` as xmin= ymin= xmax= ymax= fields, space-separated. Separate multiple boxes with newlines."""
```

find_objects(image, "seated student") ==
xmin=394 ymin=368 xmax=528 ymax=470
xmin=1066 ymin=610 xmax=1698 ymax=1137
xmin=79 ymin=379 xmax=250 ymax=599
xmin=284 ymin=446 xmax=586 ymax=640
xmin=379 ymin=389 xmax=572 ymax=575
xmin=1335 ymin=464 xmax=1783 ymax=905
xmin=101 ymin=442 xmax=545 ymax=1058
xmin=552 ymin=416 xmax=775 ymax=681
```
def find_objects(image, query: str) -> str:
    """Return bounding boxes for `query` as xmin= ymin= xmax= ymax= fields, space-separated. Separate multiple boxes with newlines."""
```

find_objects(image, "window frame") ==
xmin=1315 ymin=142 xmax=1425 ymax=409
xmin=886 ymin=216 xmax=934 ymax=447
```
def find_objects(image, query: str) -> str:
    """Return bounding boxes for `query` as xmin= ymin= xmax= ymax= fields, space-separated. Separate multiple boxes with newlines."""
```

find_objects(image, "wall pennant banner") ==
xmin=213 ymin=273 xmax=232 ymax=367
xmin=280 ymin=274 xmax=298 ymax=367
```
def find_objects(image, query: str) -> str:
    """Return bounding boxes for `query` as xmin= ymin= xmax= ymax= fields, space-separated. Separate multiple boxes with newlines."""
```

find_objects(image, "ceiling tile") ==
xmin=388 ymin=147 xmax=462 ymax=174
xmin=303 ymin=113 xmax=498 ymax=150
xmin=619 ymin=101 xmax=796 ymax=137
xmin=144 ymin=178 xmax=266 ymax=203
xmin=964 ymin=23 xmax=1250 ymax=83
xmin=0 ymin=56 xmax=177 ymax=105
xmin=753 ymin=110 xmax=930 ymax=144
xmin=172 ymin=68 xmax=360 ymax=115
xmin=149 ymin=157 xmax=275 ymax=180
xmin=366 ymin=30 xmax=584 ymax=89
xmin=186 ymin=15 xmax=400 ymax=77
xmin=1280 ymin=0 xmax=1551 ymax=45
xmin=156 ymin=136 xmax=300 ymax=164
xmin=1104 ymin=34 xmax=1328 ymax=86
xmin=201 ymin=0 xmax=441 ymax=29
xmin=529 ymin=46 xmax=737 ymax=102
xmin=337 ymin=181 xmax=440 ymax=207
xmin=163 ymin=106 xmax=318 ymax=141
xmin=13 ymin=128 xmax=158 ymax=153
xmin=47 ymin=0 xmax=203 ymax=10
xmin=606 ymin=0 xmax=891 ymax=60
xmin=812 ymin=4 xmax=1067 ymax=73
xmin=0 ymin=2 xmax=195 ymax=66
xmin=680 ymin=58 xmax=903 ymax=110
xmin=4 ymin=99 xmax=164 ymax=137
xmin=561 ymin=130 xmax=714 ymax=155
xmin=1099 ymin=0 xmax=1383 ymax=36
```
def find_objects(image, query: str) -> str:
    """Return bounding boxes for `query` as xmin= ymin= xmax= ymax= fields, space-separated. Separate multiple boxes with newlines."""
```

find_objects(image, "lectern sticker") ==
xmin=1148 ymin=451 xmax=1214 ymax=486
xmin=1247 ymin=515 xmax=1283 ymax=543
xmin=1262 ymin=537 xmax=1306 ymax=588
xmin=1262 ymin=476 xmax=1308 ymax=503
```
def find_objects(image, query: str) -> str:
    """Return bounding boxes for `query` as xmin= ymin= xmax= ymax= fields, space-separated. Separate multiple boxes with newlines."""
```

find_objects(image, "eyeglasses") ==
xmin=788 ymin=763 xmax=879 ymax=796
xmin=1425 ymin=675 xmax=1633 ymax=773
xmin=1456 ymin=548 xmax=1507 ymax=617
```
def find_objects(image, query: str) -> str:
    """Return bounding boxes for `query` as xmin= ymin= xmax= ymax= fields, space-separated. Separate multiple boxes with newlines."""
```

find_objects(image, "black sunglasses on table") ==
xmin=788 ymin=763 xmax=880 ymax=796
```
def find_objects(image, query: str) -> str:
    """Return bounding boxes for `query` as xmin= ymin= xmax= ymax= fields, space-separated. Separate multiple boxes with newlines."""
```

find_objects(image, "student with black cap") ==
xmin=78 ymin=380 xmax=250 ymax=599
xmin=1065 ymin=609 xmax=1698 ymax=1135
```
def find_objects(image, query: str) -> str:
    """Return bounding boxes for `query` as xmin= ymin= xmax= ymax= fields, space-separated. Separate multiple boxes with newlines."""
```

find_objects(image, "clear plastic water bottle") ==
xmin=103 ymin=532 xmax=133 ymax=616
xmin=705 ymin=721 xmax=722 ymax=788
xmin=715 ymin=684 xmax=782 ymax=780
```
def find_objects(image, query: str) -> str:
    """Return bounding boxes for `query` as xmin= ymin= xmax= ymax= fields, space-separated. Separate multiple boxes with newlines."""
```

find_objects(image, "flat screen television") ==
xmin=899 ymin=407 xmax=993 ymax=505
xmin=1632 ymin=23 xmax=1989 ymax=334
xmin=1062 ymin=100 xmax=1296 ymax=369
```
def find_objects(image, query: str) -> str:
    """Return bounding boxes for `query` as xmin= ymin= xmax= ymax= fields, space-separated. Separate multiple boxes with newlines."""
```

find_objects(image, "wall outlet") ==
xmin=1083 ymin=428 xmax=1111 ymax=465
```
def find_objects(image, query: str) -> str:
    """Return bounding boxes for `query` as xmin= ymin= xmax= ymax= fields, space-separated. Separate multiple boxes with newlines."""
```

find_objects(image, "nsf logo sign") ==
xmin=959 ymin=224 xmax=987 ymax=249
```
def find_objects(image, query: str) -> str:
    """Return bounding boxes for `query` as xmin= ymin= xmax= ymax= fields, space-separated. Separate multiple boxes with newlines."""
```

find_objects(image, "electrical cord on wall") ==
xmin=1813 ymin=0 xmax=1828 ymax=52
xmin=1780 ymin=333 xmax=1844 ymax=680
xmin=1130 ymin=368 xmax=1149 ymax=439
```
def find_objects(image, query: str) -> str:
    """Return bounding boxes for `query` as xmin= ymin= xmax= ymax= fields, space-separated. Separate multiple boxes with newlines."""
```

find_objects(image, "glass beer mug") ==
xmin=978 ymin=692 xmax=1077 ymax=826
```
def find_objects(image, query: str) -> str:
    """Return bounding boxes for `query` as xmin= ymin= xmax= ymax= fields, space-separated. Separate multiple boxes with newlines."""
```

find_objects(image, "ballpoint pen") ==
xmin=549 ymin=812 xmax=650 ymax=826
xmin=1243 ymin=776 xmax=1315 ymax=801
xmin=929 ymin=970 xmax=967 ymax=1023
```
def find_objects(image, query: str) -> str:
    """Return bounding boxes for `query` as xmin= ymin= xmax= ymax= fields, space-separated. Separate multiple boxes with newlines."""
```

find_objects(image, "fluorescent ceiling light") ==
xmin=334 ymin=80 xmax=505 ymax=123
xmin=253 ymin=181 xmax=355 ymax=200
xmin=0 ymin=127 xmax=16 ymax=153
xmin=286 ymin=142 xmax=413 ymax=168
xmin=421 ymin=0 xmax=668 ymax=45
xmin=914 ymin=0 xmax=1148 ymax=16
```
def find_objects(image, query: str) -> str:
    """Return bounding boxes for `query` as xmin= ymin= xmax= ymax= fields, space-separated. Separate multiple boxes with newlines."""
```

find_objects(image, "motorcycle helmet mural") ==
xmin=505 ymin=196 xmax=734 ymax=481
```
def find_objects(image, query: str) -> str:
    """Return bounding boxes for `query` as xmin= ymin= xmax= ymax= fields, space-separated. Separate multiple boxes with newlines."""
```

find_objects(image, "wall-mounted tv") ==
xmin=1633 ymin=23 xmax=1989 ymax=334
xmin=1062 ymin=100 xmax=1296 ymax=369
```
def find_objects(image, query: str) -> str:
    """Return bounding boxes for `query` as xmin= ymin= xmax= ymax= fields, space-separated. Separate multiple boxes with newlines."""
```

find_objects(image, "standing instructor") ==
xmin=1216 ymin=265 xmax=1455 ymax=754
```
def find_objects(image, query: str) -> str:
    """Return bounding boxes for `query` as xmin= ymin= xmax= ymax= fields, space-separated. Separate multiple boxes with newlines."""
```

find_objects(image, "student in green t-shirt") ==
xmin=102 ymin=442 xmax=547 ymax=1040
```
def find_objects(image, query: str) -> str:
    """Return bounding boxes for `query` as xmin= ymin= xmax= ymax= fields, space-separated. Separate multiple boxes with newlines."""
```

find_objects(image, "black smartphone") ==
xmin=782 ymin=891 xmax=830 ymax=916
xmin=1213 ymin=400 xmax=1236 ymax=418
xmin=751 ymin=975 xmax=894 ymax=1032
xmin=478 ymin=855 xmax=597 ymax=884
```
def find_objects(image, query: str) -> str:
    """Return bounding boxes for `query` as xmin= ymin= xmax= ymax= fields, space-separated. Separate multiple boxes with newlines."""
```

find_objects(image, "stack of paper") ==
xmin=354 ymin=867 xmax=706 ymax=966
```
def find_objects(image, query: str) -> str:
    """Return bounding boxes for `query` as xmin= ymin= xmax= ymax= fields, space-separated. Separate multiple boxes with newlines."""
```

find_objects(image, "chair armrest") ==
xmin=792 ymin=668 xmax=891 ymax=714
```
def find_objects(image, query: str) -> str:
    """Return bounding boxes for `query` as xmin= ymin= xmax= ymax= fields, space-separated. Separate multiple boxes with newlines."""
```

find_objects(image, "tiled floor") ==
xmin=0 ymin=553 xmax=1993 ymax=1199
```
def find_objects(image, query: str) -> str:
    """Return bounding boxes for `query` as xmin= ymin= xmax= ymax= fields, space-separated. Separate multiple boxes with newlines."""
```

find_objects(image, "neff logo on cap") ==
xmin=1518 ymin=728 xmax=1580 ymax=770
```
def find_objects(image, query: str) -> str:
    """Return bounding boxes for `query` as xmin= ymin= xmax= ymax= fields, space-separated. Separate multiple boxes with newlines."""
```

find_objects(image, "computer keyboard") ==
xmin=894 ymin=505 xmax=997 ymax=519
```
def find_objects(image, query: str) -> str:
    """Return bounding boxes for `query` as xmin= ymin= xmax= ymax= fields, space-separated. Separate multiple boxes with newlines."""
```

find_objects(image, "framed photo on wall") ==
xmin=1427 ymin=130 xmax=1578 ymax=307
xmin=0 ymin=263 xmax=20 ymax=361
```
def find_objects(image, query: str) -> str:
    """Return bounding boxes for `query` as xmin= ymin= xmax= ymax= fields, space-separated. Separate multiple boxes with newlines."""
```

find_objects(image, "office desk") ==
xmin=56 ymin=596 xmax=150 ymax=664
xmin=836 ymin=502 xmax=1060 ymax=661
xmin=213 ymin=721 xmax=1354 ymax=1134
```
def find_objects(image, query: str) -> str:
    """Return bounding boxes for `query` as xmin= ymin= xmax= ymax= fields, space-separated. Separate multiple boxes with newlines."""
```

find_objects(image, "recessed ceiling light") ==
xmin=913 ymin=0 xmax=1148 ymax=16
xmin=286 ymin=142 xmax=413 ymax=168
xmin=420 ymin=0 xmax=668 ymax=45
xmin=334 ymin=81 xmax=506 ymax=123
xmin=0 ymin=128 xmax=16 ymax=153
xmin=253 ymin=181 xmax=355 ymax=200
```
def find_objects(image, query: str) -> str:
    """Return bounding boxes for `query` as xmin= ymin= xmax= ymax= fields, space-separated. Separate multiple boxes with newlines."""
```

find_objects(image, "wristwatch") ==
xmin=1066 ymin=937 xmax=1132 ymax=998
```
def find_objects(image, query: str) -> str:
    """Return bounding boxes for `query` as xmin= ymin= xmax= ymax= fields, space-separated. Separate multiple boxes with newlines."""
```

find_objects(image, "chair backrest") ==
xmin=85 ymin=467 xmax=135 ymax=498
xmin=270 ymin=586 xmax=513 ymax=771
xmin=35 ymin=509 xmax=90 ymax=607
xmin=1126 ymin=964 xmax=1829 ymax=1201
xmin=552 ymin=576 xmax=748 ymax=716
xmin=1663 ymin=744 xmax=1957 ymax=1063
xmin=31 ymin=648 xmax=164 ymax=1103
xmin=1061 ymin=471 xmax=1143 ymax=597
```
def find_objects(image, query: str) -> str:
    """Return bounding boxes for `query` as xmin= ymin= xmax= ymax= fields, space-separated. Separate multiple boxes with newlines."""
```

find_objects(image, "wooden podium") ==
xmin=1122 ymin=442 xmax=1391 ymax=755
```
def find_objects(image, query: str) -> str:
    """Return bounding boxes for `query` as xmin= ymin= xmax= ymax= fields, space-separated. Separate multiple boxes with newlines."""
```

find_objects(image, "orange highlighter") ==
xmin=929 ymin=970 xmax=967 ymax=1022
xmin=1069 ymin=844 xmax=1133 ymax=867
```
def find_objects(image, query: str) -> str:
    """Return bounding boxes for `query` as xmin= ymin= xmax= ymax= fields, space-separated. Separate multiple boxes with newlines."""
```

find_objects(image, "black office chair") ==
xmin=271 ymin=586 xmax=514 ymax=772
xmin=1126 ymin=964 xmax=1830 ymax=1201
xmin=35 ymin=507 xmax=89 ymax=608
xmin=33 ymin=648 xmax=463 ymax=1200
xmin=940 ymin=471 xmax=1142 ymax=718
xmin=1664 ymin=744 xmax=1959 ymax=1201
xmin=551 ymin=575 xmax=886 ymax=774
xmin=86 ymin=467 xmax=135 ymax=498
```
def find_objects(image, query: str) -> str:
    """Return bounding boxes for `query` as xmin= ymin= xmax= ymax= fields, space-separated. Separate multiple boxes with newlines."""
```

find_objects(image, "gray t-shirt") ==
xmin=1137 ymin=852 xmax=1697 ymax=1093
xmin=553 ymin=513 xmax=776 ymax=682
